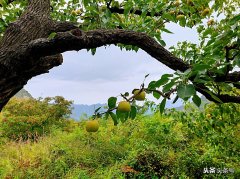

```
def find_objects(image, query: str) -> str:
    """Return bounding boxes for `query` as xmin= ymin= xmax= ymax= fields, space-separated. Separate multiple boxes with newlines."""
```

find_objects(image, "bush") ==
xmin=132 ymin=148 xmax=173 ymax=178
xmin=0 ymin=96 xmax=73 ymax=141
xmin=0 ymin=103 xmax=239 ymax=178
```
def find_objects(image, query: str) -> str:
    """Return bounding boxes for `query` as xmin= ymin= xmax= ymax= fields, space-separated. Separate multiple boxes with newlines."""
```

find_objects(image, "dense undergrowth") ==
xmin=0 ymin=97 xmax=239 ymax=178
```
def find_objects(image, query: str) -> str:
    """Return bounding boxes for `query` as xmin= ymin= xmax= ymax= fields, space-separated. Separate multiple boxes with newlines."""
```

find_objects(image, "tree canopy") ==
xmin=0 ymin=0 xmax=239 ymax=111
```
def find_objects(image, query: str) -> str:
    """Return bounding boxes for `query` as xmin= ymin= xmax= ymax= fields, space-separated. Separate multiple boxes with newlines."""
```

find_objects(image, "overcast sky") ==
xmin=24 ymin=23 xmax=199 ymax=104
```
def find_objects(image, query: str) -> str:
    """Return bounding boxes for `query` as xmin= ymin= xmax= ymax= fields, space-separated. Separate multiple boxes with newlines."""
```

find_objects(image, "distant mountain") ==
xmin=70 ymin=103 xmax=106 ymax=120
xmin=70 ymin=99 xmax=184 ymax=120
xmin=14 ymin=88 xmax=33 ymax=99
xmin=70 ymin=96 xmax=211 ymax=120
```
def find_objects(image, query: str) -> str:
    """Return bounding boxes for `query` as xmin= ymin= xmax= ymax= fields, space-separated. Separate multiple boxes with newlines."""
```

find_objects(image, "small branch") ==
xmin=106 ymin=0 xmax=113 ymax=8
xmin=145 ymin=88 xmax=170 ymax=99
xmin=94 ymin=106 xmax=117 ymax=117
xmin=120 ymin=93 xmax=129 ymax=101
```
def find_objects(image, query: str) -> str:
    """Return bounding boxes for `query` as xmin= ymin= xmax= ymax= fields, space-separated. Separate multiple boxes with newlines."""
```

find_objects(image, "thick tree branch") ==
xmin=194 ymin=83 xmax=240 ymax=103
xmin=25 ymin=29 xmax=190 ymax=72
xmin=19 ymin=28 xmax=239 ymax=103
xmin=215 ymin=71 xmax=240 ymax=83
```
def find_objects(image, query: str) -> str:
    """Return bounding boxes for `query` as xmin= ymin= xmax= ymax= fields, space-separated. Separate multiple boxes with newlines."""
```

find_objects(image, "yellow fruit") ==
xmin=134 ymin=90 xmax=146 ymax=101
xmin=118 ymin=101 xmax=131 ymax=112
xmin=71 ymin=10 xmax=77 ymax=16
xmin=99 ymin=5 xmax=107 ymax=11
xmin=206 ymin=114 xmax=211 ymax=118
xmin=76 ymin=9 xmax=81 ymax=15
xmin=201 ymin=8 xmax=210 ymax=16
xmin=86 ymin=120 xmax=99 ymax=132
xmin=169 ymin=10 xmax=175 ymax=15
xmin=156 ymin=29 xmax=160 ymax=33
xmin=176 ymin=14 xmax=185 ymax=20
xmin=207 ymin=19 xmax=214 ymax=26
xmin=187 ymin=0 xmax=193 ymax=5
xmin=174 ymin=0 xmax=180 ymax=6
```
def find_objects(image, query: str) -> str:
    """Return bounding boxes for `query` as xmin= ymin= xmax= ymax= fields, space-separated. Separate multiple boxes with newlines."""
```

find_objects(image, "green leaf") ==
xmin=0 ymin=0 xmax=7 ymax=7
xmin=202 ymin=89 xmax=223 ymax=103
xmin=162 ymin=81 xmax=175 ymax=93
xmin=48 ymin=32 xmax=57 ymax=39
xmin=192 ymin=95 xmax=201 ymax=107
xmin=159 ymin=40 xmax=166 ymax=47
xmin=94 ymin=107 xmax=101 ymax=113
xmin=104 ymin=112 xmax=109 ymax=120
xmin=177 ymin=84 xmax=196 ymax=99
xmin=161 ymin=28 xmax=173 ymax=34
xmin=124 ymin=5 xmax=132 ymax=16
xmin=91 ymin=48 xmax=96 ymax=55
xmin=109 ymin=112 xmax=118 ymax=126
xmin=162 ymin=74 xmax=173 ymax=78
xmin=153 ymin=91 xmax=161 ymax=99
xmin=116 ymin=110 xmax=129 ymax=122
xmin=108 ymin=97 xmax=117 ymax=109
xmin=159 ymin=98 xmax=166 ymax=114
xmin=155 ymin=77 xmax=169 ymax=87
xmin=83 ymin=0 xmax=90 ymax=7
xmin=129 ymin=106 xmax=137 ymax=119
xmin=148 ymin=81 xmax=156 ymax=89
xmin=229 ymin=14 xmax=240 ymax=25
xmin=162 ymin=13 xmax=175 ymax=22
xmin=179 ymin=18 xmax=186 ymax=27
xmin=234 ymin=58 xmax=240 ymax=67
xmin=192 ymin=64 xmax=210 ymax=72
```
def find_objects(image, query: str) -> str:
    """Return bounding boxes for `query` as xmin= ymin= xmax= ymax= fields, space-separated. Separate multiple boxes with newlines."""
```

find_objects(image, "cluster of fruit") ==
xmin=85 ymin=89 xmax=146 ymax=133
xmin=71 ymin=9 xmax=82 ymax=16
xmin=168 ymin=0 xmax=211 ymax=21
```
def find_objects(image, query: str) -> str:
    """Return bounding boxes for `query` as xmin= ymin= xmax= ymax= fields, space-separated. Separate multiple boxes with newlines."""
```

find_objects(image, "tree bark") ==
xmin=0 ymin=0 xmax=60 ymax=110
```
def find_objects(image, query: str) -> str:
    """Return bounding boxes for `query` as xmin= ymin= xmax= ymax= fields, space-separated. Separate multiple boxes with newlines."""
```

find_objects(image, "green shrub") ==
xmin=0 ymin=103 xmax=239 ymax=178
xmin=132 ymin=148 xmax=173 ymax=178
xmin=0 ymin=96 xmax=73 ymax=141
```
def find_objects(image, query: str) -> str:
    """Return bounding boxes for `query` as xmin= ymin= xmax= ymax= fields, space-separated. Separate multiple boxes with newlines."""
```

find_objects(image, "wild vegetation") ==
xmin=0 ymin=0 xmax=239 ymax=178
xmin=0 ymin=96 xmax=239 ymax=178
xmin=0 ymin=0 xmax=240 ymax=110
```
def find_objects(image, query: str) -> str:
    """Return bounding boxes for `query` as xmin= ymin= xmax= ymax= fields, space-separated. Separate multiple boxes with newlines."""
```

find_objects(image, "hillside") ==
xmin=14 ymin=89 xmax=33 ymax=99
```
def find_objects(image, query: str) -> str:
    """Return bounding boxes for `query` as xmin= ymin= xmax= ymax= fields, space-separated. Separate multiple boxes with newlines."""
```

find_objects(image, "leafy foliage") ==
xmin=0 ymin=100 xmax=239 ymax=178
xmin=0 ymin=96 xmax=73 ymax=141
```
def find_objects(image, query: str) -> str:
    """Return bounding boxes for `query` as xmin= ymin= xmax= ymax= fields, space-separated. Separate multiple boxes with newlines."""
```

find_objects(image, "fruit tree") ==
xmin=0 ymin=0 xmax=239 ymax=111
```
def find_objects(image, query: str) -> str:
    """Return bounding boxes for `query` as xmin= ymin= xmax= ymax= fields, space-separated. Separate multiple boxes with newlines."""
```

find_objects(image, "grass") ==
xmin=0 ymin=111 xmax=239 ymax=178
